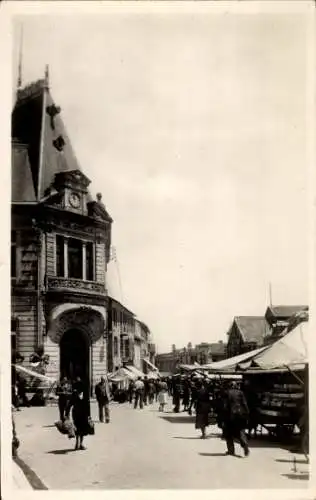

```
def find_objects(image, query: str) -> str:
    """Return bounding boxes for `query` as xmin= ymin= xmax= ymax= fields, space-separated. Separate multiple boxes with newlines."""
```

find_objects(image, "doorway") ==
xmin=60 ymin=329 xmax=90 ymax=388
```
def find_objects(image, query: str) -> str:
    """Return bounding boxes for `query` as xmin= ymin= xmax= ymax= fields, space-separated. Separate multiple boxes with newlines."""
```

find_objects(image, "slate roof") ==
xmin=233 ymin=316 xmax=270 ymax=344
xmin=265 ymin=305 xmax=308 ymax=321
xmin=11 ymin=141 xmax=36 ymax=202
xmin=12 ymin=77 xmax=93 ymax=202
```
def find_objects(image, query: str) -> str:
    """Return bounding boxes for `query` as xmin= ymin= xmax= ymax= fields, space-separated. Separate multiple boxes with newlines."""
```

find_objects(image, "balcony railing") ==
xmin=46 ymin=276 xmax=106 ymax=295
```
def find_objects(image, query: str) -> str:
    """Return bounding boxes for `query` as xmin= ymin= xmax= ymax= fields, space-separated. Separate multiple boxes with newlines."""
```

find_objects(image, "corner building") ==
xmin=11 ymin=72 xmax=112 ymax=394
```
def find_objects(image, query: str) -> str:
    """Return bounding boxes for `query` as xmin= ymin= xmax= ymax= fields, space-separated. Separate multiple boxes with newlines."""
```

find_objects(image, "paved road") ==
xmin=13 ymin=399 xmax=309 ymax=489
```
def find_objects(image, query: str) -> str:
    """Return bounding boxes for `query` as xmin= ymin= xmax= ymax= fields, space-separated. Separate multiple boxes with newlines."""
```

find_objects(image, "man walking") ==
xmin=223 ymin=382 xmax=250 ymax=457
xmin=134 ymin=377 xmax=144 ymax=409
xmin=95 ymin=376 xmax=111 ymax=423
xmin=56 ymin=376 xmax=72 ymax=422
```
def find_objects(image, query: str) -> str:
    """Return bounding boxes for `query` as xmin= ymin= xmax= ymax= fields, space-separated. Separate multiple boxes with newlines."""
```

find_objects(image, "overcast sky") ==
xmin=13 ymin=11 xmax=309 ymax=353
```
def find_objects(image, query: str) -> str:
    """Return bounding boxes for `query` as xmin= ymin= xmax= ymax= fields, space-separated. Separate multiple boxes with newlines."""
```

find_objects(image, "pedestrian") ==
xmin=95 ymin=376 xmax=111 ymax=423
xmin=158 ymin=378 xmax=168 ymax=412
xmin=143 ymin=376 xmax=149 ymax=406
xmin=56 ymin=376 xmax=72 ymax=422
xmin=195 ymin=380 xmax=210 ymax=439
xmin=223 ymin=381 xmax=250 ymax=457
xmin=128 ymin=380 xmax=135 ymax=404
xmin=148 ymin=379 xmax=155 ymax=405
xmin=65 ymin=386 xmax=92 ymax=451
xmin=134 ymin=377 xmax=145 ymax=409
xmin=188 ymin=378 xmax=198 ymax=415
xmin=172 ymin=376 xmax=181 ymax=413
xmin=182 ymin=378 xmax=191 ymax=412
xmin=16 ymin=373 xmax=30 ymax=407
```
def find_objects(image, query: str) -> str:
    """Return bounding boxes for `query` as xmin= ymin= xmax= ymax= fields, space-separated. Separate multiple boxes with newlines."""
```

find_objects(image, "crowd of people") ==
xmin=12 ymin=370 xmax=308 ymax=458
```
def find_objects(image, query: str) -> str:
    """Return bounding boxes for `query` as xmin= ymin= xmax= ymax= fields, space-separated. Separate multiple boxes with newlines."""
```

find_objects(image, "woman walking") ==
xmin=195 ymin=379 xmax=210 ymax=439
xmin=65 ymin=386 xmax=91 ymax=451
xmin=158 ymin=379 xmax=168 ymax=412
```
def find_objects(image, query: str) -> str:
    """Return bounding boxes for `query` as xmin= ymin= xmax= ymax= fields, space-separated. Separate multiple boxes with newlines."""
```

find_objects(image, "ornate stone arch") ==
xmin=48 ymin=305 xmax=105 ymax=344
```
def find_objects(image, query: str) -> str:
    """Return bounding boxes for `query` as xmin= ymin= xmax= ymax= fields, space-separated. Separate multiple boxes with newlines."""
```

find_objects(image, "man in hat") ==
xmin=95 ymin=376 xmax=111 ymax=423
xmin=223 ymin=381 xmax=250 ymax=456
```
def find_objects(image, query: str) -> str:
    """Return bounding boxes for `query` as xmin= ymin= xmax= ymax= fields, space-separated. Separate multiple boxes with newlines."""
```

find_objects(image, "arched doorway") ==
xmin=60 ymin=329 xmax=90 ymax=388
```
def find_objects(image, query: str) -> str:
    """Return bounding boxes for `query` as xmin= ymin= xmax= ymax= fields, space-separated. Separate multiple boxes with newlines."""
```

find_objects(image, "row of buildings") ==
xmin=11 ymin=68 xmax=156 ymax=395
xmin=156 ymin=305 xmax=308 ymax=374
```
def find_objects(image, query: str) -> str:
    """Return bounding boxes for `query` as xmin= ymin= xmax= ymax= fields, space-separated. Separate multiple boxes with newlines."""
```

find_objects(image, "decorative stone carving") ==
xmin=48 ymin=306 xmax=105 ymax=344
xmin=46 ymin=104 xmax=61 ymax=130
xmin=47 ymin=276 xmax=105 ymax=295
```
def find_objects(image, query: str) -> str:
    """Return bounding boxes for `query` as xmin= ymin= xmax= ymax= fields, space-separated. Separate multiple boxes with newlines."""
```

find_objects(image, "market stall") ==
xmin=240 ymin=319 xmax=308 ymax=439
xmin=13 ymin=364 xmax=57 ymax=404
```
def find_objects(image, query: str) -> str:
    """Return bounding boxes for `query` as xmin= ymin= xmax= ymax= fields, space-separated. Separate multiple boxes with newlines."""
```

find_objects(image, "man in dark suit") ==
xmin=95 ymin=376 xmax=111 ymax=423
xmin=223 ymin=382 xmax=250 ymax=457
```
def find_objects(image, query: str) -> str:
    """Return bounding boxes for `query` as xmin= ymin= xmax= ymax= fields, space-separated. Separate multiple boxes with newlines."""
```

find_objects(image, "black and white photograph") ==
xmin=4 ymin=0 xmax=313 ymax=493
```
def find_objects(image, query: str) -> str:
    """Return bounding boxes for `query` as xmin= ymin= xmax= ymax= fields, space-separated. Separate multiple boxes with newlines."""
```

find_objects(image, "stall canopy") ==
xmin=124 ymin=365 xmax=144 ymax=378
xmin=200 ymin=346 xmax=268 ymax=372
xmin=13 ymin=363 xmax=57 ymax=384
xmin=146 ymin=371 xmax=160 ymax=379
xmin=240 ymin=320 xmax=308 ymax=371
xmin=108 ymin=367 xmax=136 ymax=382
xmin=178 ymin=363 xmax=201 ymax=371
xmin=143 ymin=358 xmax=159 ymax=372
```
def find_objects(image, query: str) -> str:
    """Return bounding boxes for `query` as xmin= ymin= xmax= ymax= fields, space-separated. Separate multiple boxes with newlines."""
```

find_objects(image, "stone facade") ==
xmin=11 ymin=75 xmax=112 ymax=394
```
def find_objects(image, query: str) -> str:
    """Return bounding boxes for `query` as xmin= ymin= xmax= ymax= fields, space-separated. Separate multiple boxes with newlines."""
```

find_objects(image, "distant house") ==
xmin=209 ymin=341 xmax=227 ymax=362
xmin=226 ymin=316 xmax=270 ymax=358
xmin=264 ymin=305 xmax=308 ymax=342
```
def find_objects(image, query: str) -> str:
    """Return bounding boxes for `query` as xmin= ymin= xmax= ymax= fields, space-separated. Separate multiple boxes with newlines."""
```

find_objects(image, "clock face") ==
xmin=69 ymin=192 xmax=81 ymax=209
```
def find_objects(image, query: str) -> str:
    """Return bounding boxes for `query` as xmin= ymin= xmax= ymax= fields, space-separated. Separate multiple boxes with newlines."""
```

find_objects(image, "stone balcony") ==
xmin=46 ymin=276 xmax=106 ymax=295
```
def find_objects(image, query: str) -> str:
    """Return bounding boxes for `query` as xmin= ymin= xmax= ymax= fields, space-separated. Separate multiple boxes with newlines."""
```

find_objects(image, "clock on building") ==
xmin=69 ymin=192 xmax=81 ymax=209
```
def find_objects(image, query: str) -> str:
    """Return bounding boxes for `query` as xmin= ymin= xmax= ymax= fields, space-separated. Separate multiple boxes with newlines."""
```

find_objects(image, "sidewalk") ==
xmin=13 ymin=459 xmax=33 ymax=489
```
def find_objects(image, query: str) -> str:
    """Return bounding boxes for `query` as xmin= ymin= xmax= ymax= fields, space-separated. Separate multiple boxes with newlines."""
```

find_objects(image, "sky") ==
xmin=12 ymin=10 xmax=310 ymax=353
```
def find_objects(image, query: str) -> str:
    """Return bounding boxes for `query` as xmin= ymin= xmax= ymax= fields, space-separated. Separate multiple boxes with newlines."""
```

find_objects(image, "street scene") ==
xmin=9 ymin=3 xmax=310 ymax=492
xmin=13 ymin=395 xmax=308 ymax=490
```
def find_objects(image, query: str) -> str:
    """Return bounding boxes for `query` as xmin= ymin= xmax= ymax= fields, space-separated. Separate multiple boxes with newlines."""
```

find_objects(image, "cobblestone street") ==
xmin=13 ymin=398 xmax=309 ymax=490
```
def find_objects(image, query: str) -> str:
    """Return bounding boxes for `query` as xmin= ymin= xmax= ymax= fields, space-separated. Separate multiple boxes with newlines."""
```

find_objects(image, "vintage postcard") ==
xmin=0 ymin=1 xmax=314 ymax=499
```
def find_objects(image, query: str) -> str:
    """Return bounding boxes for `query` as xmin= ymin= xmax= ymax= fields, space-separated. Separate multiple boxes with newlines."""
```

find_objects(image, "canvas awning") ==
xmin=146 ymin=371 xmax=160 ymax=380
xmin=241 ymin=321 xmax=308 ymax=371
xmin=124 ymin=365 xmax=144 ymax=378
xmin=178 ymin=364 xmax=200 ymax=371
xmin=200 ymin=346 xmax=268 ymax=372
xmin=13 ymin=364 xmax=56 ymax=383
xmin=143 ymin=358 xmax=159 ymax=372
xmin=108 ymin=367 xmax=136 ymax=382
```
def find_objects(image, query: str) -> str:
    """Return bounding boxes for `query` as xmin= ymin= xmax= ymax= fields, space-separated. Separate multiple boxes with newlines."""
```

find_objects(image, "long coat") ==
xmin=65 ymin=393 xmax=91 ymax=436
xmin=195 ymin=388 xmax=210 ymax=429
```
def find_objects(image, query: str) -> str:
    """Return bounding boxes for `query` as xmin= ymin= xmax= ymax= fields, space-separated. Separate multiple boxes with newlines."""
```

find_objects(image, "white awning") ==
xmin=13 ymin=364 xmax=56 ymax=383
xmin=200 ymin=346 xmax=268 ymax=372
xmin=143 ymin=358 xmax=159 ymax=372
xmin=125 ymin=365 xmax=144 ymax=378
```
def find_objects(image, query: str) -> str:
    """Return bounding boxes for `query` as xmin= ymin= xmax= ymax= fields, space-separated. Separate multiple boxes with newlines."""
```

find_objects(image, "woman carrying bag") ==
xmin=65 ymin=385 xmax=94 ymax=451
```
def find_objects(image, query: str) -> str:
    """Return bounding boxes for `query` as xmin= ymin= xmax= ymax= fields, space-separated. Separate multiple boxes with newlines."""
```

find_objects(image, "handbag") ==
xmin=87 ymin=418 xmax=95 ymax=435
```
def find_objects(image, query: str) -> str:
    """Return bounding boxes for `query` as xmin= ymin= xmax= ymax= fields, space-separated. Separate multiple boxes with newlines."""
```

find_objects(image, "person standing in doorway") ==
xmin=134 ymin=377 xmax=144 ymax=409
xmin=95 ymin=376 xmax=111 ymax=423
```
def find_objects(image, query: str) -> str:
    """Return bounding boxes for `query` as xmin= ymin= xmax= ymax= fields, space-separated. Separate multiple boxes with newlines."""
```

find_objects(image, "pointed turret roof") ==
xmin=11 ymin=71 xmax=92 ymax=202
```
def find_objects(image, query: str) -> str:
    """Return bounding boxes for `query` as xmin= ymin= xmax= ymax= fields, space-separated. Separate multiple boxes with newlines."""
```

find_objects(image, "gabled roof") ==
xmin=12 ymin=77 xmax=93 ymax=202
xmin=265 ymin=305 xmax=308 ymax=321
xmin=233 ymin=316 xmax=270 ymax=344
xmin=243 ymin=321 xmax=308 ymax=370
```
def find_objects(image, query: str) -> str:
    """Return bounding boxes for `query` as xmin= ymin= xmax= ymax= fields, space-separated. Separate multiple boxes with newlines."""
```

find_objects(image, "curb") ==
xmin=13 ymin=456 xmax=48 ymax=490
